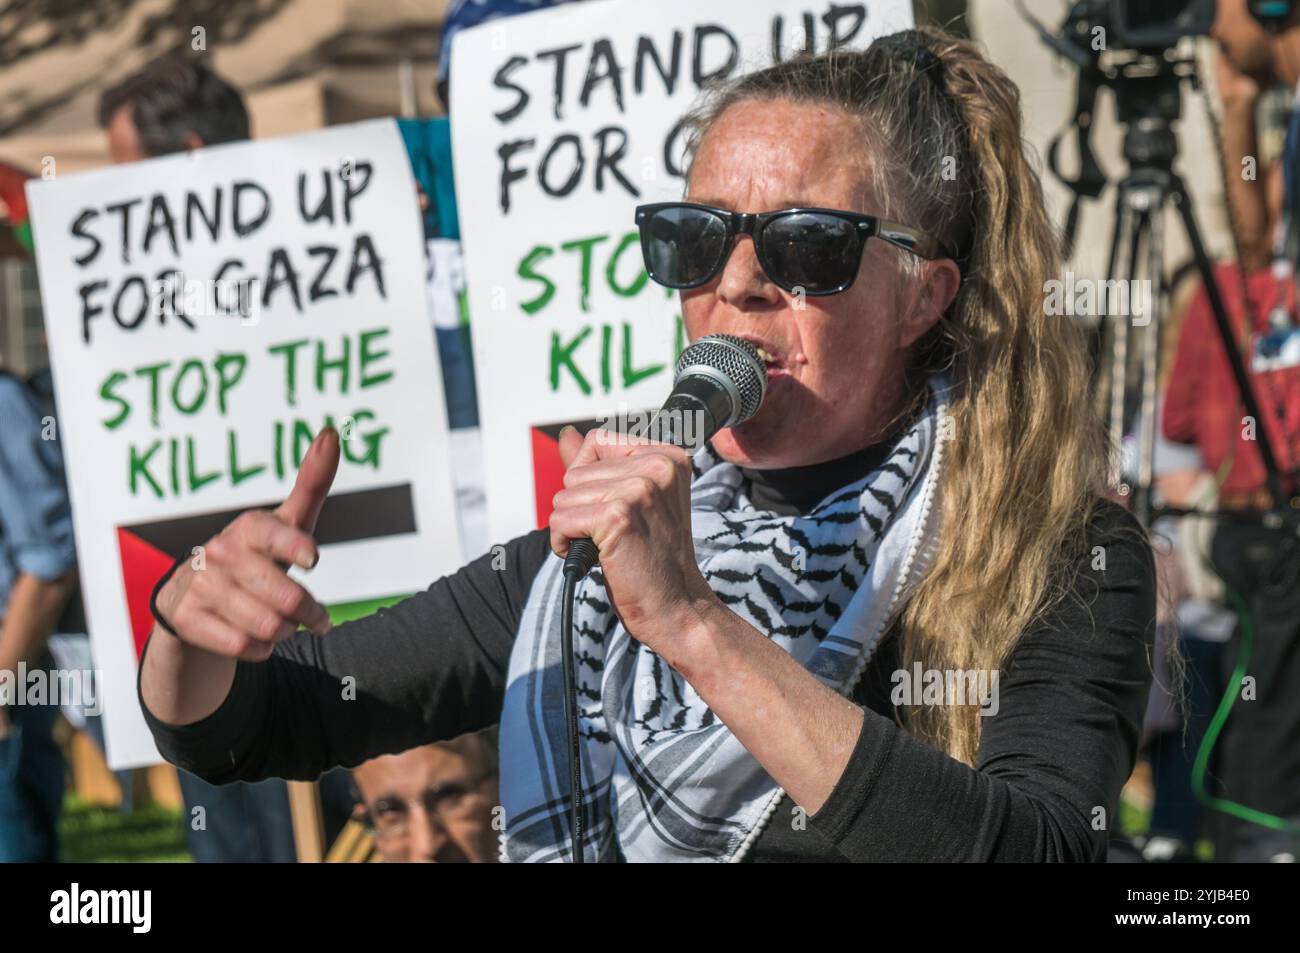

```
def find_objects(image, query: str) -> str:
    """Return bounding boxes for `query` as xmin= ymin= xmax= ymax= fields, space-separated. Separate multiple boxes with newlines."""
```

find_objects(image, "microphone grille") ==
xmin=674 ymin=333 xmax=767 ymax=426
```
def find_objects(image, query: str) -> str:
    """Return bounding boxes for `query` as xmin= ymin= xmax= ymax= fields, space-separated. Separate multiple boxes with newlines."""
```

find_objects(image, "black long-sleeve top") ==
xmin=140 ymin=442 xmax=1156 ymax=862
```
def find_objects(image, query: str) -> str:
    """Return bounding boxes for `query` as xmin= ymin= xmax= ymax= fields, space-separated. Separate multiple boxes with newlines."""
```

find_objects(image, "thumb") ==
xmin=558 ymin=425 xmax=584 ymax=470
xmin=276 ymin=427 xmax=340 ymax=532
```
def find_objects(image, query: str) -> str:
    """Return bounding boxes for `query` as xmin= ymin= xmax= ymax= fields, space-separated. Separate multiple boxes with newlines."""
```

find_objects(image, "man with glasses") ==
xmin=352 ymin=729 xmax=499 ymax=863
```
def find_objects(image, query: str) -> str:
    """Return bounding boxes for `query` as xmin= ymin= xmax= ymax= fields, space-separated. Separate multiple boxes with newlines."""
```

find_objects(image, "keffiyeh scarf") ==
xmin=498 ymin=376 xmax=952 ymax=862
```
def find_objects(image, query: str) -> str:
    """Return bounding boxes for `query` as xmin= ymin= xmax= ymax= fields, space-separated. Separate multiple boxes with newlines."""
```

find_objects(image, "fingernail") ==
xmin=295 ymin=550 xmax=318 ymax=570
xmin=559 ymin=425 xmax=578 ymax=438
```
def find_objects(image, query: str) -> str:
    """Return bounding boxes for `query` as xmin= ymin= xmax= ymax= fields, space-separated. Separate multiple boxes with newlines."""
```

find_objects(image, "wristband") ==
xmin=149 ymin=554 xmax=191 ymax=640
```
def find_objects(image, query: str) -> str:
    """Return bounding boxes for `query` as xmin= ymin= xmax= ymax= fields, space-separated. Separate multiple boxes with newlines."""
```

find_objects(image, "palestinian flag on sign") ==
xmin=0 ymin=161 xmax=34 ymax=257
xmin=530 ymin=412 xmax=657 ymax=529
xmin=530 ymin=418 xmax=602 ymax=530
xmin=117 ymin=484 xmax=417 ymax=658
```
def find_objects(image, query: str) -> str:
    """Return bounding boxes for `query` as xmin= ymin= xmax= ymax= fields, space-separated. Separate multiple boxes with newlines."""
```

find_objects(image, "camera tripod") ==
xmin=1079 ymin=61 xmax=1300 ymax=854
xmin=1090 ymin=68 xmax=1290 ymax=526
xmin=1029 ymin=0 xmax=1300 ymax=858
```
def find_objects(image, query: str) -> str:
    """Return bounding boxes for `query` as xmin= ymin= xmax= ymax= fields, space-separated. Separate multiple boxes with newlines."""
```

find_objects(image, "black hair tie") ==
xmin=913 ymin=45 xmax=943 ymax=78
xmin=873 ymin=31 xmax=945 ymax=87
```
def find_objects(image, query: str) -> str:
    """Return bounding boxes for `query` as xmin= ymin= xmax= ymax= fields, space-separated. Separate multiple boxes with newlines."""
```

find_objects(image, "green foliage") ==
xmin=59 ymin=795 xmax=191 ymax=863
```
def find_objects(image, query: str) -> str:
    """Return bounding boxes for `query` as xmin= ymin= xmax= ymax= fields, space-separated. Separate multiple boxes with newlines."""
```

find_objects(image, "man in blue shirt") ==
xmin=0 ymin=369 xmax=78 ymax=862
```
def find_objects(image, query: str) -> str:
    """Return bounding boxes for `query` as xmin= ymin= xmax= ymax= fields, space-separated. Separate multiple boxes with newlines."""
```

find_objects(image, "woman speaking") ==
xmin=140 ymin=28 xmax=1155 ymax=862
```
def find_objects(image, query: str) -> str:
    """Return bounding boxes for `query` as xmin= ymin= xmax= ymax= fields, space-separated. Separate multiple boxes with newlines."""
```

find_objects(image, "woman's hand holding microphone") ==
xmin=548 ymin=425 xmax=727 ymax=670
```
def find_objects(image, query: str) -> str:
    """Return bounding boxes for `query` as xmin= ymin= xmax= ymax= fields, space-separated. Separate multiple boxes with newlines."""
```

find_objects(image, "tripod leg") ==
xmin=1133 ymin=199 xmax=1166 ymax=526
xmin=1107 ymin=199 xmax=1142 ymax=489
xmin=1092 ymin=201 xmax=1127 ymax=394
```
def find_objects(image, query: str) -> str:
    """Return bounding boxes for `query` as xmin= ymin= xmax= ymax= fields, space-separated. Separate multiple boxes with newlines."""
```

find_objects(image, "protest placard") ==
xmin=26 ymin=119 xmax=461 ymax=767
xmin=451 ymin=0 xmax=912 ymax=543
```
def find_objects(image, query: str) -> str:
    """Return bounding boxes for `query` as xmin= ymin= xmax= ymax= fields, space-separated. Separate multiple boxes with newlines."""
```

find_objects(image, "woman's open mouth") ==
xmin=741 ymin=338 xmax=791 ymax=379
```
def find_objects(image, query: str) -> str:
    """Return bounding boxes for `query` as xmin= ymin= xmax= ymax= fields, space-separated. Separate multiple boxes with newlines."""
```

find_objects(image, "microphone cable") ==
xmin=560 ymin=538 xmax=598 ymax=863
xmin=548 ymin=335 xmax=763 ymax=863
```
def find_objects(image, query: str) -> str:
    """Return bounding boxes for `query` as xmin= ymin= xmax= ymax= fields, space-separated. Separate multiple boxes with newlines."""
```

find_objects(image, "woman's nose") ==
xmin=715 ymin=236 xmax=783 ymax=309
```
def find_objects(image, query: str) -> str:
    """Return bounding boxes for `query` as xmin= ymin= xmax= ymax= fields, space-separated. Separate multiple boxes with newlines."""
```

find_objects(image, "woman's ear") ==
xmin=900 ymin=258 xmax=961 ymax=348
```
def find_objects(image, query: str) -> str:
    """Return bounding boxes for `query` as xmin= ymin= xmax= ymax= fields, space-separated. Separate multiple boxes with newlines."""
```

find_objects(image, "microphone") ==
xmin=562 ymin=333 xmax=767 ymax=581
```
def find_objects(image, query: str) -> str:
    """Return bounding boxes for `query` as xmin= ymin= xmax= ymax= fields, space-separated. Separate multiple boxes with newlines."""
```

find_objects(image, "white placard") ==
xmin=27 ymin=119 xmax=462 ymax=767
xmin=451 ymin=0 xmax=913 ymax=543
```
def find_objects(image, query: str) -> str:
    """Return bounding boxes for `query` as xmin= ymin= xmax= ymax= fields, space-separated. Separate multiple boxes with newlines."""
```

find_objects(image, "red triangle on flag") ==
xmin=116 ymin=527 xmax=179 ymax=660
xmin=531 ymin=426 xmax=569 ymax=529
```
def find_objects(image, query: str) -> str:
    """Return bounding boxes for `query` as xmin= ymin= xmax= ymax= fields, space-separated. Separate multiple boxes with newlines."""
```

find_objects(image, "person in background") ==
xmin=97 ymin=50 xmax=355 ymax=862
xmin=352 ymin=729 xmax=500 ymax=863
xmin=1162 ymin=5 xmax=1300 ymax=860
xmin=100 ymin=49 xmax=250 ymax=163
xmin=0 ymin=365 xmax=78 ymax=862
xmin=1125 ymin=380 xmax=1235 ymax=861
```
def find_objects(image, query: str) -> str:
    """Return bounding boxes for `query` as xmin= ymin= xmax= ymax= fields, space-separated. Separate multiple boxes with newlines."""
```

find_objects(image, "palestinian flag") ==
xmin=530 ymin=418 xmax=602 ymax=528
xmin=117 ymin=483 xmax=417 ymax=658
xmin=529 ymin=412 xmax=656 ymax=528
xmin=0 ymin=161 xmax=33 ymax=257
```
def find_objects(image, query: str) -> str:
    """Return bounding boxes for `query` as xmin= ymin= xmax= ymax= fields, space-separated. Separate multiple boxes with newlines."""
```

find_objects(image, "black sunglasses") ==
xmin=635 ymin=202 xmax=952 ymax=296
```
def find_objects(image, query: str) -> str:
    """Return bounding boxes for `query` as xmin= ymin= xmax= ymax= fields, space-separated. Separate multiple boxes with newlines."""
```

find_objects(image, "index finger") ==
xmin=565 ymin=426 xmax=662 ymax=471
xmin=563 ymin=441 xmax=691 ymax=489
xmin=275 ymin=427 xmax=340 ymax=532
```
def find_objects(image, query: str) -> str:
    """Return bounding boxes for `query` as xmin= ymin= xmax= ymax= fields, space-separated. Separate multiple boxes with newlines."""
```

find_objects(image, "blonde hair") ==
xmin=683 ymin=29 xmax=1111 ymax=764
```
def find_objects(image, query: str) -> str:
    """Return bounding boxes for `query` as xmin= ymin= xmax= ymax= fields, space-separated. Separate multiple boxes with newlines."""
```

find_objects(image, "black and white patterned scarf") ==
xmin=498 ymin=376 xmax=951 ymax=862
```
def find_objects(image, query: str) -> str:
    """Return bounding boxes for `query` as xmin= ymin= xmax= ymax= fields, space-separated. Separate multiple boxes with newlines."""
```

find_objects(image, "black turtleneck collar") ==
xmin=739 ymin=436 xmax=899 ymax=517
